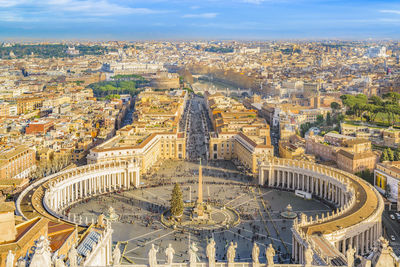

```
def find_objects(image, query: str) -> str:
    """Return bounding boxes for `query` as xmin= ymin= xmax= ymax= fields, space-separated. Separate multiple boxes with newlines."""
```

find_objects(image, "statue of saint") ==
xmin=30 ymin=236 xmax=52 ymax=267
xmin=266 ymin=244 xmax=275 ymax=266
xmin=346 ymin=247 xmax=355 ymax=267
xmin=68 ymin=245 xmax=78 ymax=267
xmin=16 ymin=257 xmax=26 ymax=267
xmin=113 ymin=245 xmax=121 ymax=266
xmin=6 ymin=250 xmax=15 ymax=267
xmin=380 ymin=237 xmax=389 ymax=250
xmin=97 ymin=214 xmax=105 ymax=227
xmin=252 ymin=243 xmax=260 ymax=264
xmin=148 ymin=244 xmax=158 ymax=267
xmin=165 ymin=244 xmax=175 ymax=265
xmin=206 ymin=238 xmax=216 ymax=264
xmin=305 ymin=247 xmax=313 ymax=266
xmin=189 ymin=242 xmax=199 ymax=263
xmin=227 ymin=242 xmax=237 ymax=263
xmin=54 ymin=257 xmax=66 ymax=267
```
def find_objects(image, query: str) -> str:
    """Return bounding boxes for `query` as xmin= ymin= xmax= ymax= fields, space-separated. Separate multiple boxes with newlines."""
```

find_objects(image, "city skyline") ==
xmin=2 ymin=0 xmax=400 ymax=40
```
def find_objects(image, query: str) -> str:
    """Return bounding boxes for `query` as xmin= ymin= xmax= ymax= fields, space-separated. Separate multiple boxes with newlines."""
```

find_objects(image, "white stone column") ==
xmin=355 ymin=234 xmax=359 ymax=254
xmin=89 ymin=178 xmax=92 ymax=195
xmin=104 ymin=175 xmax=107 ymax=192
xmin=135 ymin=171 xmax=140 ymax=187
xmin=361 ymin=232 xmax=365 ymax=254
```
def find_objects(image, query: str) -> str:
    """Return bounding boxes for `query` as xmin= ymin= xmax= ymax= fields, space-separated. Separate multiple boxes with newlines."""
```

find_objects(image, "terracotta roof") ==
xmin=337 ymin=149 xmax=376 ymax=160
xmin=237 ymin=132 xmax=257 ymax=148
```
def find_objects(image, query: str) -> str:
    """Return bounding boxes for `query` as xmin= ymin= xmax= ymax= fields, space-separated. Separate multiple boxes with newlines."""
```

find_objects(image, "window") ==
xmin=213 ymin=144 xmax=217 ymax=151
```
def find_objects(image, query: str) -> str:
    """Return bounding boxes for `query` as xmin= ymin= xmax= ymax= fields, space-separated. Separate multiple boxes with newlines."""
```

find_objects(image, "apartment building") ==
xmin=206 ymin=92 xmax=273 ymax=175
xmin=374 ymin=161 xmax=400 ymax=210
xmin=87 ymin=90 xmax=187 ymax=174
xmin=0 ymin=145 xmax=36 ymax=180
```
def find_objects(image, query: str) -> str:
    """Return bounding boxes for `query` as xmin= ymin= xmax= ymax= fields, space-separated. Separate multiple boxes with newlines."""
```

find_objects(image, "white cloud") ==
xmin=46 ymin=0 xmax=160 ymax=16
xmin=380 ymin=10 xmax=400 ymax=15
xmin=0 ymin=0 xmax=165 ymax=20
xmin=0 ymin=0 xmax=20 ymax=7
xmin=182 ymin=12 xmax=218 ymax=18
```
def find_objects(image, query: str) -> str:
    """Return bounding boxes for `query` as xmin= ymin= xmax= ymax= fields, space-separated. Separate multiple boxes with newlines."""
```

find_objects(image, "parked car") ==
xmin=390 ymin=214 xmax=396 ymax=220
xmin=391 ymin=235 xmax=396 ymax=241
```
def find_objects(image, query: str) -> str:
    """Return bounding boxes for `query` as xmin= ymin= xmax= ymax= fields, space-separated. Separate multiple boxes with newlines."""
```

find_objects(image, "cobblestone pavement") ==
xmin=69 ymin=160 xmax=331 ymax=264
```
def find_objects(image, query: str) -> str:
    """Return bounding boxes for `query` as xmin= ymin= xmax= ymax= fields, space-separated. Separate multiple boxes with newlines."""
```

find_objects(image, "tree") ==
xmin=170 ymin=183 xmax=183 ymax=217
xmin=316 ymin=115 xmax=324 ymax=125
xmin=326 ymin=112 xmax=332 ymax=125
xmin=330 ymin=102 xmax=340 ymax=110
xmin=395 ymin=149 xmax=400 ymax=161
xmin=388 ymin=148 xmax=395 ymax=161
xmin=381 ymin=149 xmax=389 ymax=161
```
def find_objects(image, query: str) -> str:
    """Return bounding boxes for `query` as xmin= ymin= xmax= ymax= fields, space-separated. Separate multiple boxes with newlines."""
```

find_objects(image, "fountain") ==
xmin=105 ymin=206 xmax=119 ymax=221
xmin=280 ymin=204 xmax=297 ymax=219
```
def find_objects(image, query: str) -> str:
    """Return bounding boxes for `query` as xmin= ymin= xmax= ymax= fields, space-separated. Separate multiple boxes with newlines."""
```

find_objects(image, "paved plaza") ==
xmin=69 ymin=160 xmax=331 ymax=264
xmin=68 ymin=96 xmax=332 ymax=264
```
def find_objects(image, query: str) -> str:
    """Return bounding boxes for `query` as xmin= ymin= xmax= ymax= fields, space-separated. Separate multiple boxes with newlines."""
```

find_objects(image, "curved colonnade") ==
xmin=16 ymin=160 xmax=140 ymax=225
xmin=259 ymin=157 xmax=384 ymax=266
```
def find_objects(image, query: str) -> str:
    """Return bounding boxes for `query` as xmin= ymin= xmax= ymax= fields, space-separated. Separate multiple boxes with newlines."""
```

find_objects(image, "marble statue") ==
xmin=380 ymin=237 xmax=389 ymax=250
xmin=113 ymin=245 xmax=121 ymax=266
xmin=346 ymin=247 xmax=355 ymax=267
xmin=227 ymin=242 xmax=237 ymax=263
xmin=189 ymin=242 xmax=199 ymax=264
xmin=266 ymin=244 xmax=275 ymax=266
xmin=305 ymin=247 xmax=314 ymax=266
xmin=148 ymin=244 xmax=158 ymax=267
xmin=30 ymin=236 xmax=52 ymax=267
xmin=54 ymin=257 xmax=66 ymax=267
xmin=16 ymin=257 xmax=26 ymax=267
xmin=252 ymin=243 xmax=260 ymax=264
xmin=6 ymin=250 xmax=15 ymax=267
xmin=68 ymin=245 xmax=78 ymax=267
xmin=165 ymin=244 xmax=175 ymax=265
xmin=97 ymin=214 xmax=105 ymax=227
xmin=206 ymin=238 xmax=216 ymax=264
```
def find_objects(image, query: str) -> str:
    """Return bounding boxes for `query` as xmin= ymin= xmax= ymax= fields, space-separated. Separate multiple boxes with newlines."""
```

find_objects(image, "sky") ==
xmin=1 ymin=0 xmax=400 ymax=40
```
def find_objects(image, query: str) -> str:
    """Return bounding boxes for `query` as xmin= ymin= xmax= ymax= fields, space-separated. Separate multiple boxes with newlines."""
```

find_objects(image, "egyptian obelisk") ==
xmin=197 ymin=158 xmax=203 ymax=204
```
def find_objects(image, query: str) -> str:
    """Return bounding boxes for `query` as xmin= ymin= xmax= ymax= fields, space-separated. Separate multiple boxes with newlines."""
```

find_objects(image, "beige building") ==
xmin=88 ymin=90 xmax=187 ymax=174
xmin=279 ymin=135 xmax=308 ymax=160
xmin=374 ymin=161 xmax=400 ymax=209
xmin=0 ymin=145 xmax=36 ymax=180
xmin=336 ymin=139 xmax=378 ymax=174
xmin=306 ymin=133 xmax=378 ymax=173
xmin=383 ymin=129 xmax=400 ymax=148
xmin=206 ymin=92 xmax=273 ymax=175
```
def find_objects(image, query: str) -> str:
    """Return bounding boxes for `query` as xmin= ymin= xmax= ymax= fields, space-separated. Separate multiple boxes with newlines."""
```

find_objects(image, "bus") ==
xmin=295 ymin=190 xmax=312 ymax=200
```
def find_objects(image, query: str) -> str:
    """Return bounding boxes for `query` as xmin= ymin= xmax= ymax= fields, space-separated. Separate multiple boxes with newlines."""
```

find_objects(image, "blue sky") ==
xmin=1 ymin=0 xmax=400 ymax=40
